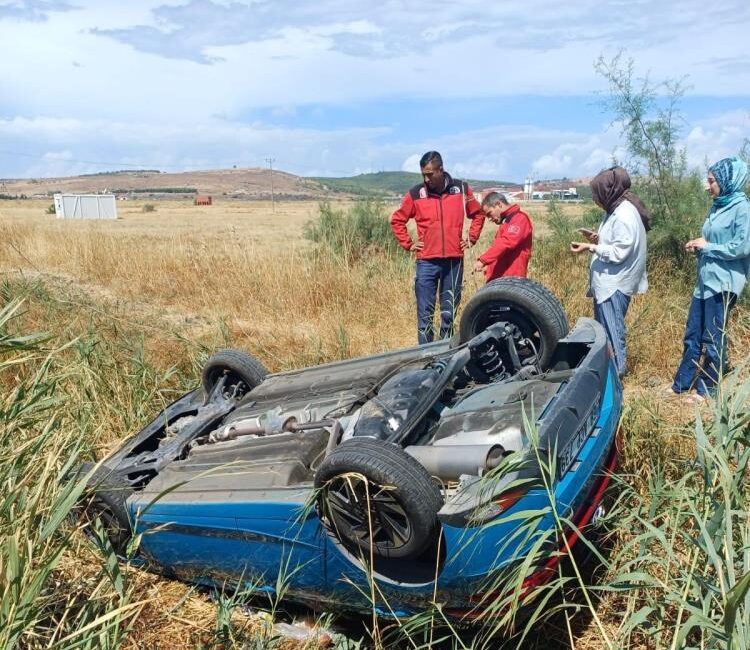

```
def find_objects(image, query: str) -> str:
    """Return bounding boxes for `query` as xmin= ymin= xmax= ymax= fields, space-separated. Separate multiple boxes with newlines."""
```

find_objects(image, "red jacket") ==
xmin=390 ymin=174 xmax=485 ymax=259
xmin=478 ymin=204 xmax=533 ymax=281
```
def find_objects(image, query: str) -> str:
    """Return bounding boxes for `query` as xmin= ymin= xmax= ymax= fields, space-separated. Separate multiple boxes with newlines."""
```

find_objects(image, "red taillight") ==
xmin=494 ymin=489 xmax=526 ymax=512
xmin=469 ymin=489 xmax=528 ymax=524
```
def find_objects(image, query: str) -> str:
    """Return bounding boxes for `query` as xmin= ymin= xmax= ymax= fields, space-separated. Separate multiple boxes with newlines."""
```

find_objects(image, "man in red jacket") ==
xmin=391 ymin=151 xmax=485 ymax=344
xmin=473 ymin=192 xmax=532 ymax=281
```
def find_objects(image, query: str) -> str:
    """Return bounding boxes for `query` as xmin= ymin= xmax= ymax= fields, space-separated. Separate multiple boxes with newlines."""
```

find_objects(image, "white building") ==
xmin=53 ymin=193 xmax=118 ymax=219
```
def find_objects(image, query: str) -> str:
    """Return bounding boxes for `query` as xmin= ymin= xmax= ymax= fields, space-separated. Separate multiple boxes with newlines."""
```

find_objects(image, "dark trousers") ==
xmin=593 ymin=290 xmax=631 ymax=378
xmin=415 ymin=258 xmax=463 ymax=344
xmin=672 ymin=292 xmax=737 ymax=396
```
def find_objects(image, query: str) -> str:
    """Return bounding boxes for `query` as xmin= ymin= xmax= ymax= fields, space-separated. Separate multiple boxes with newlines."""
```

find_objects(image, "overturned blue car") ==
xmin=80 ymin=277 xmax=622 ymax=620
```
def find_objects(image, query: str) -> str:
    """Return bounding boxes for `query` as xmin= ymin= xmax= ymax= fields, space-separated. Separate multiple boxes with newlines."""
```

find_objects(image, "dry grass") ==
xmin=0 ymin=197 xmax=748 ymax=648
xmin=0 ymin=199 xmax=587 ymax=363
xmin=1 ymin=197 xmax=746 ymax=455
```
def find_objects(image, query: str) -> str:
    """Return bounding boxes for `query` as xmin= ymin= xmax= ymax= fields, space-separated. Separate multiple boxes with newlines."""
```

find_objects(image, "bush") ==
xmin=45 ymin=203 xmax=55 ymax=214
xmin=142 ymin=203 xmax=156 ymax=213
xmin=304 ymin=199 xmax=400 ymax=264
xmin=595 ymin=53 xmax=719 ymax=274
xmin=636 ymin=172 xmax=711 ymax=274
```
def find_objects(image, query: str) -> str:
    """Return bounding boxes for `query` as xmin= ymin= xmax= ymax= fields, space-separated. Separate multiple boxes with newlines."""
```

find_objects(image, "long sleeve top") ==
xmin=695 ymin=195 xmax=750 ymax=298
xmin=477 ymin=204 xmax=532 ymax=280
xmin=390 ymin=174 xmax=484 ymax=259
xmin=589 ymin=199 xmax=648 ymax=303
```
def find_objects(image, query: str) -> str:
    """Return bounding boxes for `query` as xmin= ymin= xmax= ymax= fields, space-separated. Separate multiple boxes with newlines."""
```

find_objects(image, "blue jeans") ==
xmin=415 ymin=258 xmax=463 ymax=344
xmin=672 ymin=292 xmax=736 ymax=396
xmin=593 ymin=290 xmax=631 ymax=378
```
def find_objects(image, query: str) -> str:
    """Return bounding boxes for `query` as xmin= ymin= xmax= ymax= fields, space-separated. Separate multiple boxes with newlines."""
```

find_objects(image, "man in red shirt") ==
xmin=473 ymin=192 xmax=532 ymax=281
xmin=391 ymin=151 xmax=485 ymax=344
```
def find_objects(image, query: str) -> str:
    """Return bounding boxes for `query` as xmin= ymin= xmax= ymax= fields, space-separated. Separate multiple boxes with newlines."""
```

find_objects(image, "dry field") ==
xmin=0 ymin=197 xmax=748 ymax=649
xmin=0 ymin=198 xmax=582 ymax=361
xmin=0 ymin=197 xmax=744 ymax=458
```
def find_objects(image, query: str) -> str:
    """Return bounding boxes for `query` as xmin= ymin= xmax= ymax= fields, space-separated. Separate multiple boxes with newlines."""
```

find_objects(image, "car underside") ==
xmin=79 ymin=278 xmax=622 ymax=618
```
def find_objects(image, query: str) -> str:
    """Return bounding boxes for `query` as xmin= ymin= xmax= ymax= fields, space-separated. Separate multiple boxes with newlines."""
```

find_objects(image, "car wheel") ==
xmin=315 ymin=438 xmax=443 ymax=560
xmin=459 ymin=277 xmax=568 ymax=369
xmin=202 ymin=348 xmax=268 ymax=397
xmin=75 ymin=463 xmax=133 ymax=556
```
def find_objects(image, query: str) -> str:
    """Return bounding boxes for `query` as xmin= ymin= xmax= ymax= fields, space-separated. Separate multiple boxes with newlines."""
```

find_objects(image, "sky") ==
xmin=1 ymin=0 xmax=749 ymax=182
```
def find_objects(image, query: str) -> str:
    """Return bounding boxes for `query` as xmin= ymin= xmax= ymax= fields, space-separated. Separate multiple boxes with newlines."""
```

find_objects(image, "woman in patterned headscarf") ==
xmin=669 ymin=156 xmax=750 ymax=401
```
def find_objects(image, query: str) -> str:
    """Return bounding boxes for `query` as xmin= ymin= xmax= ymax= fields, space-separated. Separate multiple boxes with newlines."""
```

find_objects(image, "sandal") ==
xmin=660 ymin=384 xmax=681 ymax=397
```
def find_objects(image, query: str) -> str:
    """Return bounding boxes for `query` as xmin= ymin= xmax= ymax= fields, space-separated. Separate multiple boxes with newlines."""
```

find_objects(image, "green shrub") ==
xmin=304 ymin=199 xmax=400 ymax=263
xmin=594 ymin=53 xmax=729 ymax=276
xmin=142 ymin=203 xmax=156 ymax=213
xmin=636 ymin=172 xmax=711 ymax=275
xmin=45 ymin=203 xmax=55 ymax=214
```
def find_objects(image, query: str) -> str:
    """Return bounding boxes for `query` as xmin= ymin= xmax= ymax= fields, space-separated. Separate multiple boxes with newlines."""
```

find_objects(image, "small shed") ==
xmin=54 ymin=193 xmax=117 ymax=219
xmin=194 ymin=195 xmax=212 ymax=206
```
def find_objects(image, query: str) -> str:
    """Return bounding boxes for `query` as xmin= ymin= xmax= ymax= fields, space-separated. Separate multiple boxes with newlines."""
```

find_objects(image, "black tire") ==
xmin=315 ymin=438 xmax=443 ymax=560
xmin=75 ymin=463 xmax=133 ymax=556
xmin=202 ymin=348 xmax=268 ymax=397
xmin=458 ymin=277 xmax=568 ymax=369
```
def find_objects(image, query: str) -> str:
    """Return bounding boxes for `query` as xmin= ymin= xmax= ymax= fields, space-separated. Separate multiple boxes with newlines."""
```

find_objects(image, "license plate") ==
xmin=558 ymin=396 xmax=600 ymax=475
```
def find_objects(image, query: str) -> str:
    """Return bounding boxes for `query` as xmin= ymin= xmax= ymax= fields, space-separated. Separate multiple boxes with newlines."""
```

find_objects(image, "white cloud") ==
xmin=401 ymin=154 xmax=421 ymax=174
xmin=684 ymin=110 xmax=750 ymax=168
xmin=526 ymin=110 xmax=750 ymax=181
xmin=0 ymin=2 xmax=748 ymax=179
xmin=530 ymin=135 xmax=626 ymax=179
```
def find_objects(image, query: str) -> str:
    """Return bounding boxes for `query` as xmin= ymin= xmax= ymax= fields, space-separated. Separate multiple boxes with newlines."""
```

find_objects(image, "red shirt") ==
xmin=478 ymin=204 xmax=533 ymax=280
xmin=390 ymin=174 xmax=485 ymax=259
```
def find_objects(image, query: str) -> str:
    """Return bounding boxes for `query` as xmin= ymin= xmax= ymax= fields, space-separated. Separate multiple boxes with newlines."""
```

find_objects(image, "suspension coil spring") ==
xmin=477 ymin=342 xmax=504 ymax=375
xmin=430 ymin=358 xmax=450 ymax=374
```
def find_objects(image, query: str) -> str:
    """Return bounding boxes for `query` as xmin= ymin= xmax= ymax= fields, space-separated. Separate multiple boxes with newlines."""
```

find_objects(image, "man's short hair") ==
xmin=481 ymin=191 xmax=510 ymax=208
xmin=419 ymin=151 xmax=443 ymax=169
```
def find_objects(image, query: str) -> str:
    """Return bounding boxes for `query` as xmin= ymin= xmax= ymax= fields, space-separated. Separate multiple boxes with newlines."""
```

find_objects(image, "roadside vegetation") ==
xmin=0 ymin=56 xmax=748 ymax=649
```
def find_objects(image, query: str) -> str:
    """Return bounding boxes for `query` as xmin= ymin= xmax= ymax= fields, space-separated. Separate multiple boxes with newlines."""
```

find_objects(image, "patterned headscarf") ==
xmin=709 ymin=156 xmax=749 ymax=209
xmin=590 ymin=166 xmax=651 ymax=231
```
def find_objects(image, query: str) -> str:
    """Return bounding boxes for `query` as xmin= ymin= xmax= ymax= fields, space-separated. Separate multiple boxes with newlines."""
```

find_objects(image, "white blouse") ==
xmin=589 ymin=200 xmax=648 ymax=303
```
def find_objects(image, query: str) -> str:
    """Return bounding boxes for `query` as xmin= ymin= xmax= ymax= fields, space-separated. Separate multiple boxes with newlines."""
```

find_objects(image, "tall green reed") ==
xmin=0 ymin=297 xmax=143 ymax=649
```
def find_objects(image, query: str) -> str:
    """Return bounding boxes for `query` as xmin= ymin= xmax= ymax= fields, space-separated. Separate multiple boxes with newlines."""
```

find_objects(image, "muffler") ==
xmin=404 ymin=444 xmax=506 ymax=480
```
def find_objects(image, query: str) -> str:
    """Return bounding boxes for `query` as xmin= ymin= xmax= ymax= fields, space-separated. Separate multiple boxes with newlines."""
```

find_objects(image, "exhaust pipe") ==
xmin=404 ymin=444 xmax=506 ymax=480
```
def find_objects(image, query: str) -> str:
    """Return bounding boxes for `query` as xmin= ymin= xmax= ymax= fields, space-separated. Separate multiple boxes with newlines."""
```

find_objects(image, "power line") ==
xmin=265 ymin=157 xmax=276 ymax=213
xmin=0 ymin=148 xmax=271 ymax=173
xmin=0 ymin=147 xmax=408 ymax=179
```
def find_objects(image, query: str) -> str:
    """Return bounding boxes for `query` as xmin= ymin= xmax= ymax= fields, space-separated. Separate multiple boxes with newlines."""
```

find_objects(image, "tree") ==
xmin=594 ymin=52 xmax=710 ymax=269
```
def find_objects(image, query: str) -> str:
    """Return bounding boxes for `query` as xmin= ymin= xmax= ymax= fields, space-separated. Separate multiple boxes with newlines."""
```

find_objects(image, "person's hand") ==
xmin=410 ymin=240 xmax=424 ymax=253
xmin=685 ymin=237 xmax=707 ymax=252
xmin=579 ymin=229 xmax=599 ymax=244
xmin=460 ymin=238 xmax=472 ymax=250
xmin=570 ymin=242 xmax=593 ymax=254
xmin=473 ymin=260 xmax=486 ymax=274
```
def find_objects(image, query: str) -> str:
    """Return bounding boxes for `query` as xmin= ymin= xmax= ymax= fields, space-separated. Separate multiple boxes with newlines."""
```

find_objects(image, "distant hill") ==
xmin=0 ymin=168 xmax=327 ymax=200
xmin=310 ymin=171 xmax=519 ymax=197
xmin=1 ymin=168 xmax=520 ymax=201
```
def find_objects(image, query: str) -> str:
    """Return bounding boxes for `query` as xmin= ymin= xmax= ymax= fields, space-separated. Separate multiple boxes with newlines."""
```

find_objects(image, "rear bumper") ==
xmin=444 ymin=432 xmax=620 ymax=621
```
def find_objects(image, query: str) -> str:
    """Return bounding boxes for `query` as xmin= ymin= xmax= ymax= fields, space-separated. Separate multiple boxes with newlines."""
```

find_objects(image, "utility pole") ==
xmin=265 ymin=157 xmax=276 ymax=213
